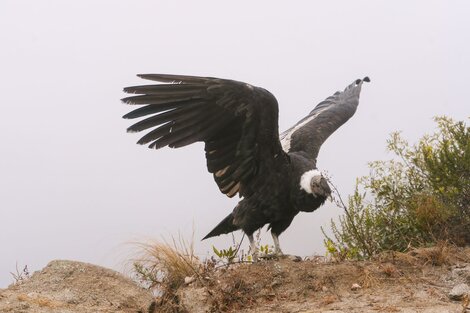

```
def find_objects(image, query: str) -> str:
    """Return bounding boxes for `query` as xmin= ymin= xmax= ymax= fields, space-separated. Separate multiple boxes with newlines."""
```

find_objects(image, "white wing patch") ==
xmin=280 ymin=108 xmax=327 ymax=152
xmin=299 ymin=169 xmax=322 ymax=193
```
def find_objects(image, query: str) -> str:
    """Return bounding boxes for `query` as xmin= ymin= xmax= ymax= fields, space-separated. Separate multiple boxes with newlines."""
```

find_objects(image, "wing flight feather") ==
xmin=123 ymin=74 xmax=287 ymax=198
xmin=280 ymin=77 xmax=369 ymax=161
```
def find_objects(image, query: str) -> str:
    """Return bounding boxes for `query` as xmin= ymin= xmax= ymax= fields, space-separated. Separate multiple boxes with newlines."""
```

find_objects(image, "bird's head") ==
xmin=300 ymin=169 xmax=331 ymax=198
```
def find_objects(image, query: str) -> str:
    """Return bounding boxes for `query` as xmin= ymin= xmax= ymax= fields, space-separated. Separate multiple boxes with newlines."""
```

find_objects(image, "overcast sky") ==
xmin=1 ymin=1 xmax=468 ymax=287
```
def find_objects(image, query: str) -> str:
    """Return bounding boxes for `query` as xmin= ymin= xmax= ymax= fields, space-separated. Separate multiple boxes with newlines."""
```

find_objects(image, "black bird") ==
xmin=122 ymin=74 xmax=369 ymax=259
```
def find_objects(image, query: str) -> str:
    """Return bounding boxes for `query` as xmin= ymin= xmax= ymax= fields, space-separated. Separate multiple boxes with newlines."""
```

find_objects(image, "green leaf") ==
xmin=212 ymin=246 xmax=221 ymax=257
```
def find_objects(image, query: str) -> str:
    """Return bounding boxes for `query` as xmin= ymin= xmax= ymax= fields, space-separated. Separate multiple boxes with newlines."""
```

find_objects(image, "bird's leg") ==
xmin=271 ymin=231 xmax=283 ymax=256
xmin=248 ymin=234 xmax=258 ymax=262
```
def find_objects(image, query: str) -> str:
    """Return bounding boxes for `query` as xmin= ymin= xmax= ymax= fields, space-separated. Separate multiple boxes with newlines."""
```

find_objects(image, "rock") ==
xmin=351 ymin=283 xmax=362 ymax=291
xmin=185 ymin=276 xmax=196 ymax=285
xmin=286 ymin=255 xmax=302 ymax=262
xmin=450 ymin=264 xmax=470 ymax=284
xmin=0 ymin=260 xmax=155 ymax=313
xmin=448 ymin=283 xmax=470 ymax=300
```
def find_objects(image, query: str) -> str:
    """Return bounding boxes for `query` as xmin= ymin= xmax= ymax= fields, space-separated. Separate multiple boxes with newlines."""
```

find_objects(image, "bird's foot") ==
xmin=247 ymin=234 xmax=259 ymax=262
xmin=258 ymin=249 xmax=283 ymax=260
xmin=259 ymin=254 xmax=280 ymax=260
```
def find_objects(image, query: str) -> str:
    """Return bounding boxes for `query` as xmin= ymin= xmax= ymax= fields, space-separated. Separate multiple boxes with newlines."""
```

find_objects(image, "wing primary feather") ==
xmin=137 ymin=122 xmax=173 ymax=145
xmin=123 ymin=84 xmax=206 ymax=95
xmin=126 ymin=102 xmax=206 ymax=132
xmin=123 ymin=103 xmax=182 ymax=119
xmin=137 ymin=74 xmax=213 ymax=84
xmin=154 ymin=113 xmax=230 ymax=149
xmin=169 ymin=135 xmax=202 ymax=148
xmin=149 ymin=130 xmax=200 ymax=150
xmin=123 ymin=73 xmax=285 ymax=200
xmin=123 ymin=99 xmax=204 ymax=119
xmin=121 ymin=94 xmax=203 ymax=105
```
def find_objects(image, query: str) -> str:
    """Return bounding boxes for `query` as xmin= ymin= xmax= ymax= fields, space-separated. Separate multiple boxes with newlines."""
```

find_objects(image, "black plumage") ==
xmin=122 ymin=74 xmax=369 ymax=257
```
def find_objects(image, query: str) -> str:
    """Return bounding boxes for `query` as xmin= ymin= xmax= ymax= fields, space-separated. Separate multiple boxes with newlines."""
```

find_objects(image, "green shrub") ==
xmin=323 ymin=117 xmax=469 ymax=260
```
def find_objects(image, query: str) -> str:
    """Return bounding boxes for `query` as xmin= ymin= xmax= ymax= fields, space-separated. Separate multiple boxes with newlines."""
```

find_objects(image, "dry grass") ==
xmin=359 ymin=267 xmax=378 ymax=288
xmin=380 ymin=263 xmax=400 ymax=278
xmin=408 ymin=242 xmax=452 ymax=266
xmin=10 ymin=264 xmax=30 ymax=285
xmin=462 ymin=294 xmax=469 ymax=313
xmin=130 ymin=233 xmax=204 ymax=312
xmin=374 ymin=241 xmax=469 ymax=268
xmin=133 ymin=234 xmax=201 ymax=285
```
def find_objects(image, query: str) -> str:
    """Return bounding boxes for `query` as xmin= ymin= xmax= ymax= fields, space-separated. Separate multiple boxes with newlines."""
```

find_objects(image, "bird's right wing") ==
xmin=122 ymin=74 xmax=287 ymax=198
xmin=280 ymin=77 xmax=369 ymax=161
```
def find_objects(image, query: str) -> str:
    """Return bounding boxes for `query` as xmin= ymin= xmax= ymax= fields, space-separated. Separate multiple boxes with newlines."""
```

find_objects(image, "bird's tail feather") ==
xmin=202 ymin=213 xmax=238 ymax=240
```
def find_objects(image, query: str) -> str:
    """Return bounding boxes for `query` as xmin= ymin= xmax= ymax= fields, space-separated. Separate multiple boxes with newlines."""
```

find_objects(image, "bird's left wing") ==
xmin=280 ymin=77 xmax=369 ymax=162
xmin=122 ymin=74 xmax=287 ymax=198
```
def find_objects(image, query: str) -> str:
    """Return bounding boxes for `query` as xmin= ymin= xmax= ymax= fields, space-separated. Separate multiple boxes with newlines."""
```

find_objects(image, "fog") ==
xmin=1 ymin=1 xmax=468 ymax=287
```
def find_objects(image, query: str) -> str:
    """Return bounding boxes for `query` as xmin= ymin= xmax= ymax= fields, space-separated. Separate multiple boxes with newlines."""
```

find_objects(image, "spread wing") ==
xmin=280 ymin=77 xmax=370 ymax=162
xmin=122 ymin=74 xmax=286 ymax=198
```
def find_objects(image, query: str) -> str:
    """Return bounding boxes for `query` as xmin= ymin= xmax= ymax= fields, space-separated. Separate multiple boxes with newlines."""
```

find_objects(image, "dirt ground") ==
xmin=178 ymin=246 xmax=470 ymax=313
xmin=1 ymin=246 xmax=469 ymax=313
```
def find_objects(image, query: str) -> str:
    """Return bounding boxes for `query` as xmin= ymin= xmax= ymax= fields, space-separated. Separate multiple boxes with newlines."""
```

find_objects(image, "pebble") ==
xmin=184 ymin=276 xmax=196 ymax=285
xmin=287 ymin=255 xmax=302 ymax=262
xmin=351 ymin=283 xmax=362 ymax=291
xmin=451 ymin=265 xmax=470 ymax=284
xmin=448 ymin=283 xmax=470 ymax=300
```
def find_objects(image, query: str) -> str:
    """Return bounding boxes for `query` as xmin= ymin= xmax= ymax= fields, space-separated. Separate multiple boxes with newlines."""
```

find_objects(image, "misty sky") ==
xmin=1 ymin=1 xmax=468 ymax=287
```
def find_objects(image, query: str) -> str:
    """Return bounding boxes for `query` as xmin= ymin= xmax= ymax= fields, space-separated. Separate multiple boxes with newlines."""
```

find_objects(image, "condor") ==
xmin=122 ymin=74 xmax=369 ymax=259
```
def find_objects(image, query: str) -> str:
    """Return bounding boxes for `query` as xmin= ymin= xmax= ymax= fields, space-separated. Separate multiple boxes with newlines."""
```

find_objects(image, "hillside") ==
xmin=1 ymin=246 xmax=469 ymax=313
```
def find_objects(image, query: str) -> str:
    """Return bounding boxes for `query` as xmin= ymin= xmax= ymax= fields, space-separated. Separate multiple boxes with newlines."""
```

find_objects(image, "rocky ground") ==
xmin=0 ymin=260 xmax=155 ymax=313
xmin=1 ymin=246 xmax=469 ymax=313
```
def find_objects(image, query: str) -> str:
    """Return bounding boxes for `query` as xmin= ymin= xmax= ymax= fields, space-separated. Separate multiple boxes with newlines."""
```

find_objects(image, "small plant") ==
xmin=212 ymin=245 xmax=237 ymax=263
xmin=10 ymin=263 xmax=30 ymax=285
xmin=131 ymin=233 xmax=203 ymax=312
xmin=211 ymin=231 xmax=276 ymax=264
xmin=259 ymin=244 xmax=272 ymax=256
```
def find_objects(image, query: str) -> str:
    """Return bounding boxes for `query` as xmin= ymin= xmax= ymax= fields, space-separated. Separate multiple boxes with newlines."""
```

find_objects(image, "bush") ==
xmin=323 ymin=117 xmax=469 ymax=260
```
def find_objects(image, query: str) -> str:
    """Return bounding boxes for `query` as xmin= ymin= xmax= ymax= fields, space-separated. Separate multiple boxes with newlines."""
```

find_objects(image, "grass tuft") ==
xmin=130 ymin=233 xmax=203 ymax=312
